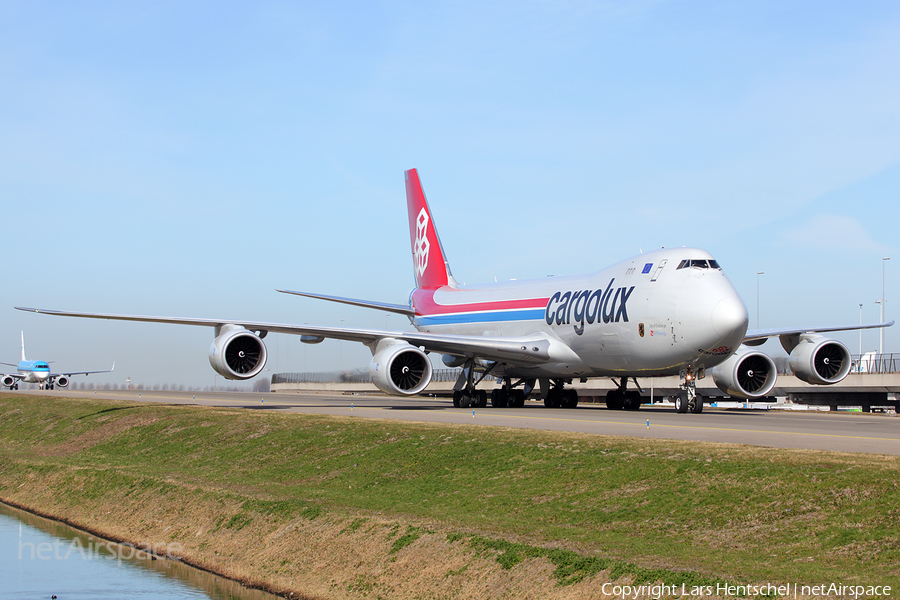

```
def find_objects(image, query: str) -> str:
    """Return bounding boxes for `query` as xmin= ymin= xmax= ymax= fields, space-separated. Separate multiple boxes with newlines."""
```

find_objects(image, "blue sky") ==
xmin=2 ymin=1 xmax=898 ymax=388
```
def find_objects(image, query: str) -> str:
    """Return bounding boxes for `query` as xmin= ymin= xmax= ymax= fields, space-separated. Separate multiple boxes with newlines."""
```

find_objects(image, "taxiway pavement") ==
xmin=11 ymin=388 xmax=900 ymax=455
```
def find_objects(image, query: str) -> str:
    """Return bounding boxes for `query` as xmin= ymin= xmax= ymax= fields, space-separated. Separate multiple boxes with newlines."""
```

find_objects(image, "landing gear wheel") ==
xmin=690 ymin=394 xmax=704 ymax=414
xmin=512 ymin=390 xmax=525 ymax=407
xmin=491 ymin=389 xmax=508 ymax=408
xmin=675 ymin=391 xmax=689 ymax=414
xmin=544 ymin=389 xmax=560 ymax=408
xmin=564 ymin=389 xmax=579 ymax=409
xmin=476 ymin=390 xmax=488 ymax=408
xmin=624 ymin=391 xmax=642 ymax=410
xmin=606 ymin=390 xmax=623 ymax=410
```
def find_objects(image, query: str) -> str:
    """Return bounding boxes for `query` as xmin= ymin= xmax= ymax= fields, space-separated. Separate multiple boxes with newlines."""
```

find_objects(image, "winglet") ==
xmin=405 ymin=169 xmax=456 ymax=289
xmin=20 ymin=331 xmax=26 ymax=362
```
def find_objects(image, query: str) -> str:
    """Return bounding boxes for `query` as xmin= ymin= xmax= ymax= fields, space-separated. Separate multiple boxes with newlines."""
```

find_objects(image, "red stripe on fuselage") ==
xmin=411 ymin=288 xmax=550 ymax=316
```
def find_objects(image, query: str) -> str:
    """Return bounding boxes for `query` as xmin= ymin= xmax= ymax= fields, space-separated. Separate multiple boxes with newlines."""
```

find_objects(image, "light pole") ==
xmin=859 ymin=303 xmax=863 ymax=358
xmin=756 ymin=272 xmax=764 ymax=329
xmin=881 ymin=257 xmax=890 ymax=354
xmin=875 ymin=300 xmax=883 ymax=353
xmin=339 ymin=319 xmax=345 ymax=369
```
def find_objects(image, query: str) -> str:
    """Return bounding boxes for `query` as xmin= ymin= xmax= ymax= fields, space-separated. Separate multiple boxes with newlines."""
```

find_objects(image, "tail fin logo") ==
xmin=414 ymin=208 xmax=431 ymax=276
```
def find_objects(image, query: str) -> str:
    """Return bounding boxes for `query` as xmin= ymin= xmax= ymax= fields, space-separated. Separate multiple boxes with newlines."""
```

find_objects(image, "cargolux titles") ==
xmin=545 ymin=278 xmax=635 ymax=335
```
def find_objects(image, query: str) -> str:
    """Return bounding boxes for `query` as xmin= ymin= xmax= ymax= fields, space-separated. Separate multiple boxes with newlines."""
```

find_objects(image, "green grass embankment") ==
xmin=0 ymin=394 xmax=897 ymax=599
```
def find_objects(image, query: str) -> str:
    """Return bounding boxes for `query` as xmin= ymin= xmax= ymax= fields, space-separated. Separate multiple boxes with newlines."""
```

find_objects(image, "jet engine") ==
xmin=1 ymin=375 xmax=15 ymax=388
xmin=786 ymin=334 xmax=851 ymax=385
xmin=369 ymin=341 xmax=432 ymax=396
xmin=709 ymin=346 xmax=778 ymax=399
xmin=55 ymin=376 xmax=70 ymax=388
xmin=208 ymin=325 xmax=268 ymax=380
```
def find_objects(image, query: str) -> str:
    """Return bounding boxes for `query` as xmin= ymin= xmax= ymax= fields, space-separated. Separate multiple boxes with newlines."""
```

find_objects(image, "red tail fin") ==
xmin=405 ymin=169 xmax=454 ymax=289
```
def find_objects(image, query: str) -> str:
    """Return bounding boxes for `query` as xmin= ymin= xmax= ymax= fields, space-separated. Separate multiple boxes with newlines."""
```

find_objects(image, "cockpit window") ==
xmin=677 ymin=259 xmax=722 ymax=270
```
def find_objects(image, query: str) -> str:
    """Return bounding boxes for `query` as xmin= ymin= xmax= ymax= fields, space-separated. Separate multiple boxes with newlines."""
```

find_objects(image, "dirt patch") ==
xmin=41 ymin=413 xmax=160 ymax=457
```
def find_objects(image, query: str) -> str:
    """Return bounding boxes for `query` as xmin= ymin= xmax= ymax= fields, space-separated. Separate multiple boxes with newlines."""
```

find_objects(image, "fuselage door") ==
xmin=650 ymin=259 xmax=668 ymax=282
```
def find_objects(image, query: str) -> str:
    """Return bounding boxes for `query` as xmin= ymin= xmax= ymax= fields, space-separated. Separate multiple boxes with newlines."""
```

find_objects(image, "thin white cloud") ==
xmin=779 ymin=214 xmax=892 ymax=253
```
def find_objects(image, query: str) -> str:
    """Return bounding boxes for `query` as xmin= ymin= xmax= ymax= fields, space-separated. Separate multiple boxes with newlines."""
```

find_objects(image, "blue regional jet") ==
xmin=1 ymin=332 xmax=114 ymax=390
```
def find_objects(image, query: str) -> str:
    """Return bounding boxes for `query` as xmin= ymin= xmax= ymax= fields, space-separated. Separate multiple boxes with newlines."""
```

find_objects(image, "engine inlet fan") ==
xmin=390 ymin=351 xmax=428 ymax=391
xmin=815 ymin=345 xmax=845 ymax=380
xmin=737 ymin=355 xmax=772 ymax=394
xmin=225 ymin=336 xmax=263 ymax=374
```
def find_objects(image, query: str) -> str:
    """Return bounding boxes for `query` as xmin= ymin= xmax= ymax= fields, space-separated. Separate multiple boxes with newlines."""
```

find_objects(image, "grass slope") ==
xmin=0 ymin=394 xmax=897 ymax=595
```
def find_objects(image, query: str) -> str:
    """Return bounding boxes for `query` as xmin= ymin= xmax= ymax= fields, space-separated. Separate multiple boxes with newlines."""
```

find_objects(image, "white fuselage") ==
xmin=410 ymin=248 xmax=749 ymax=379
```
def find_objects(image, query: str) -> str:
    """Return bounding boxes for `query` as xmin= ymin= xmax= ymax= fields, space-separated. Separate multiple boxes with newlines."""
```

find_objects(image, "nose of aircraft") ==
xmin=712 ymin=295 xmax=749 ymax=340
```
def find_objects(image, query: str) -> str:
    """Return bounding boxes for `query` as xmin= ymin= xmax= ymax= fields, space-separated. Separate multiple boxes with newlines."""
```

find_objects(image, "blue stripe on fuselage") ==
xmin=18 ymin=361 xmax=49 ymax=372
xmin=414 ymin=308 xmax=545 ymax=326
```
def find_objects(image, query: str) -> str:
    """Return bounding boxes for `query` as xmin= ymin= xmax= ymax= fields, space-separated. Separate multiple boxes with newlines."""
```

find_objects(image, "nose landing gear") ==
xmin=676 ymin=368 xmax=703 ymax=414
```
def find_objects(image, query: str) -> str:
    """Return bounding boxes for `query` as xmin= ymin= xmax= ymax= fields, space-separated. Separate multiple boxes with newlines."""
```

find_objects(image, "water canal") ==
xmin=1 ymin=502 xmax=283 ymax=599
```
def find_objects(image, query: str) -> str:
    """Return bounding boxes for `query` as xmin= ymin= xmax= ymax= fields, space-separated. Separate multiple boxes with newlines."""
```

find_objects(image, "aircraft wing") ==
xmin=276 ymin=289 xmax=416 ymax=317
xmin=1 ymin=372 xmax=24 ymax=381
xmin=742 ymin=321 xmax=894 ymax=346
xmin=52 ymin=362 xmax=115 ymax=378
xmin=14 ymin=307 xmax=560 ymax=365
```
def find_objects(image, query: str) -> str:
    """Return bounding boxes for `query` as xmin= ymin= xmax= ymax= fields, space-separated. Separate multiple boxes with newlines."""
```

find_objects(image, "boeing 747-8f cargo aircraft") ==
xmin=1 ymin=332 xmax=114 ymax=390
xmin=16 ymin=169 xmax=891 ymax=412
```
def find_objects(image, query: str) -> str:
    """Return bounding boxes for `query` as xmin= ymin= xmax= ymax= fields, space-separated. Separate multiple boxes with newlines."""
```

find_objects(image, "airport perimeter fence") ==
xmin=853 ymin=353 xmax=900 ymax=374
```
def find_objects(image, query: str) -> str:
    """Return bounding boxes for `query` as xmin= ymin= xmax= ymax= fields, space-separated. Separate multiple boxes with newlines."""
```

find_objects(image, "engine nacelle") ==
xmin=55 ymin=376 xmax=70 ymax=388
xmin=208 ymin=325 xmax=268 ymax=380
xmin=709 ymin=346 xmax=778 ymax=399
xmin=1 ymin=375 xmax=15 ymax=388
xmin=369 ymin=341 xmax=433 ymax=396
xmin=441 ymin=354 xmax=467 ymax=368
xmin=788 ymin=334 xmax=851 ymax=385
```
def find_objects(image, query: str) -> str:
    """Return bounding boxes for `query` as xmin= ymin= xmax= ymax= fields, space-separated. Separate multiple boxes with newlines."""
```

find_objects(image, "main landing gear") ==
xmin=452 ymin=359 xmax=491 ymax=408
xmin=453 ymin=388 xmax=486 ymax=408
xmin=451 ymin=363 xmax=534 ymax=409
xmin=675 ymin=368 xmax=703 ymax=414
xmin=605 ymin=377 xmax=642 ymax=410
xmin=542 ymin=379 xmax=579 ymax=408
xmin=490 ymin=377 xmax=530 ymax=408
